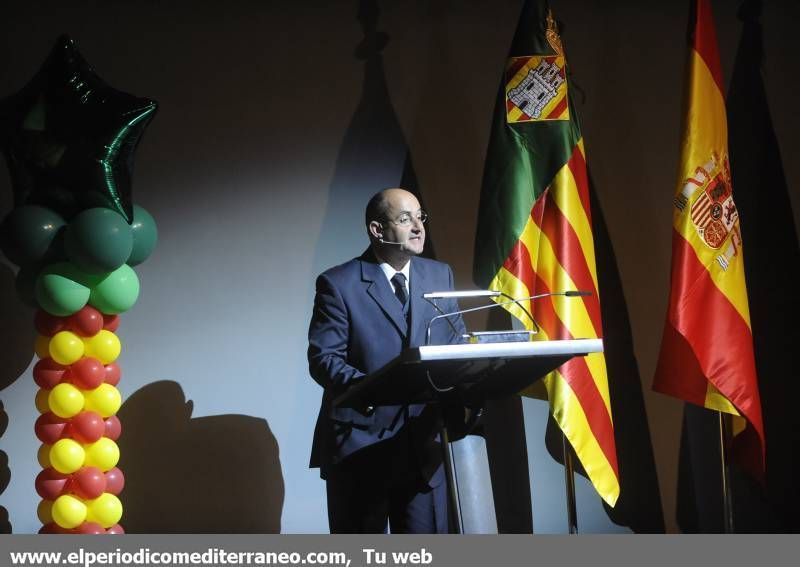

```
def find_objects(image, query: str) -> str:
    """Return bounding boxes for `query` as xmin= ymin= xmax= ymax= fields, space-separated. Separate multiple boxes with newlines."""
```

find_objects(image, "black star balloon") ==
xmin=0 ymin=35 xmax=157 ymax=223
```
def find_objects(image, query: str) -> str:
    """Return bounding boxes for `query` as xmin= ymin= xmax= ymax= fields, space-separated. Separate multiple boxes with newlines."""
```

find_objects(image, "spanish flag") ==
xmin=653 ymin=0 xmax=765 ymax=479
xmin=473 ymin=0 xmax=619 ymax=506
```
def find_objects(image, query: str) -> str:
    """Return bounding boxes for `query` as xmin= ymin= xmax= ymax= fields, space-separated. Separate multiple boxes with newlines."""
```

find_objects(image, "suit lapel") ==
xmin=360 ymin=252 xmax=408 ymax=337
xmin=409 ymin=258 xmax=432 ymax=347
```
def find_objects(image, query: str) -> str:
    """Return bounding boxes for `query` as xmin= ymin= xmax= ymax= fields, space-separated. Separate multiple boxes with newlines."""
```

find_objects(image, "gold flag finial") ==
xmin=545 ymin=9 xmax=564 ymax=56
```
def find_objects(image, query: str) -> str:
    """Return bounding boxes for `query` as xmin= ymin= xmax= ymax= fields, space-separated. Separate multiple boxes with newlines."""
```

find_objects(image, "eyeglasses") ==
xmin=382 ymin=210 xmax=428 ymax=227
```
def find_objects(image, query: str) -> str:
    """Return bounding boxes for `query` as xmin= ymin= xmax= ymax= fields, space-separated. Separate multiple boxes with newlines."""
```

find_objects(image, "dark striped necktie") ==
xmin=391 ymin=272 xmax=408 ymax=306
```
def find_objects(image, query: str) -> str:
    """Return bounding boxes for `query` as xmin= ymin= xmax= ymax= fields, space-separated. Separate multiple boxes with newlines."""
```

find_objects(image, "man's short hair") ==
xmin=365 ymin=190 xmax=390 ymax=229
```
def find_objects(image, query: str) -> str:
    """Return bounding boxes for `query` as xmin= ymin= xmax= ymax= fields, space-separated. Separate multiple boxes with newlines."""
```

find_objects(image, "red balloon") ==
xmin=104 ymin=415 xmax=122 ymax=441
xmin=104 ymin=467 xmax=125 ymax=495
xmin=38 ymin=523 xmax=66 ymax=534
xmin=70 ymin=411 xmax=105 ymax=444
xmin=69 ymin=357 xmax=105 ymax=389
xmin=35 ymin=468 xmax=69 ymax=500
xmin=103 ymin=314 xmax=120 ymax=332
xmin=33 ymin=359 xmax=66 ymax=389
xmin=104 ymin=362 xmax=121 ymax=386
xmin=106 ymin=523 xmax=125 ymax=535
xmin=34 ymin=310 xmax=65 ymax=337
xmin=69 ymin=466 xmax=106 ymax=499
xmin=75 ymin=522 xmax=106 ymax=534
xmin=67 ymin=305 xmax=104 ymax=337
xmin=34 ymin=413 xmax=68 ymax=444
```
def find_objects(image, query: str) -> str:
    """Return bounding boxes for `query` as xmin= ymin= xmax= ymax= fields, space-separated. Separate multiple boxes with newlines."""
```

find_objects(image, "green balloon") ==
xmin=35 ymin=262 xmax=91 ymax=316
xmin=128 ymin=205 xmax=158 ymax=266
xmin=89 ymin=264 xmax=140 ymax=314
xmin=65 ymin=208 xmax=133 ymax=274
xmin=0 ymin=206 xmax=65 ymax=266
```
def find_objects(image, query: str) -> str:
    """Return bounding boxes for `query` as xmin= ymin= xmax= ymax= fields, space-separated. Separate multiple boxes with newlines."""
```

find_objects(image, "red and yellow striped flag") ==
xmin=473 ymin=0 xmax=619 ymax=506
xmin=654 ymin=0 xmax=765 ymax=478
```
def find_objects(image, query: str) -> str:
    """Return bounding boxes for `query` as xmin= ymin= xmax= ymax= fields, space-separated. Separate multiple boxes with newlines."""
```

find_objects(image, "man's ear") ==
xmin=368 ymin=220 xmax=384 ymax=240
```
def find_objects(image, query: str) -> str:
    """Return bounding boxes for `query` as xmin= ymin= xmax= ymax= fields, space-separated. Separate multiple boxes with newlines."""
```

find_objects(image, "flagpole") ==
xmin=561 ymin=433 xmax=579 ymax=534
xmin=718 ymin=411 xmax=735 ymax=533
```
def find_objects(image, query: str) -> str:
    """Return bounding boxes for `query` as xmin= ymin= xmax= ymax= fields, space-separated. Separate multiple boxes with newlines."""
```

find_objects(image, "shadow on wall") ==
xmin=311 ymin=0 xmax=433 ymax=279
xmin=1 ymin=402 xmax=11 ymax=533
xmin=117 ymin=381 xmax=284 ymax=533
xmin=1 ymin=261 xmax=36 ymax=534
xmin=587 ymin=176 xmax=664 ymax=532
xmin=0 ymin=263 xmax=33 ymax=392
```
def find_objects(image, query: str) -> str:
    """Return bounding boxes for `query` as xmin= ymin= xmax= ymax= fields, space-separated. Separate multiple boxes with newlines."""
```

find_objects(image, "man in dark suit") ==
xmin=308 ymin=188 xmax=465 ymax=533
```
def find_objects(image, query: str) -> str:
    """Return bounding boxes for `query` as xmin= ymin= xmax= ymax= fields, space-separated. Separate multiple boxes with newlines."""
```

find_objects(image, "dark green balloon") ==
xmin=15 ymin=264 xmax=42 ymax=308
xmin=35 ymin=262 xmax=91 ymax=316
xmin=65 ymin=208 xmax=133 ymax=274
xmin=128 ymin=205 xmax=158 ymax=266
xmin=0 ymin=206 xmax=65 ymax=266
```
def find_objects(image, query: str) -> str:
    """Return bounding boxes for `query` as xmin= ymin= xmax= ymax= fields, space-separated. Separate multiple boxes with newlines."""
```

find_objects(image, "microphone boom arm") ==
xmin=423 ymin=290 xmax=591 ymax=346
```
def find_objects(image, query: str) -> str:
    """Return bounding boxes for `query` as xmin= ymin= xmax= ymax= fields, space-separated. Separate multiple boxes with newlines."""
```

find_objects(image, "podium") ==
xmin=334 ymin=338 xmax=603 ymax=533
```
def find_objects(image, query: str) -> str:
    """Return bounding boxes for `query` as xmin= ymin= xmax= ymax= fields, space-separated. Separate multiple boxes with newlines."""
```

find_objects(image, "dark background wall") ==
xmin=0 ymin=0 xmax=797 ymax=533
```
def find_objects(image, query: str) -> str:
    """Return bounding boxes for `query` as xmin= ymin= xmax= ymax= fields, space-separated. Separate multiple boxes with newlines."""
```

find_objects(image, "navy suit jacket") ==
xmin=308 ymin=249 xmax=465 ymax=480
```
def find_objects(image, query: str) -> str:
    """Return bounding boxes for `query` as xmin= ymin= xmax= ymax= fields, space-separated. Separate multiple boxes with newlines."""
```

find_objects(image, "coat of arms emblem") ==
xmin=504 ymin=11 xmax=569 ymax=124
xmin=675 ymin=151 xmax=743 ymax=270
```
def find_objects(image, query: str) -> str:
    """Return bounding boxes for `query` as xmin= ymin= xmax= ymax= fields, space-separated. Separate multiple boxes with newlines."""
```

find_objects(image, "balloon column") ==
xmin=0 ymin=36 xmax=158 ymax=534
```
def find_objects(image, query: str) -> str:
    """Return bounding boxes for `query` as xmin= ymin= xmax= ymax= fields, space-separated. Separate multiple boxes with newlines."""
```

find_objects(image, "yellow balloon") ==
xmin=48 ymin=383 xmax=85 ymax=418
xmin=83 ymin=438 xmax=120 ymax=471
xmin=35 ymin=389 xmax=50 ymax=414
xmin=84 ymin=330 xmax=121 ymax=364
xmin=86 ymin=493 xmax=122 ymax=528
xmin=83 ymin=384 xmax=122 ymax=418
xmin=50 ymin=438 xmax=85 ymax=474
xmin=49 ymin=331 xmax=84 ymax=365
xmin=52 ymin=495 xmax=87 ymax=529
xmin=86 ymin=492 xmax=122 ymax=529
xmin=37 ymin=499 xmax=53 ymax=525
xmin=34 ymin=335 xmax=51 ymax=359
xmin=37 ymin=444 xmax=52 ymax=468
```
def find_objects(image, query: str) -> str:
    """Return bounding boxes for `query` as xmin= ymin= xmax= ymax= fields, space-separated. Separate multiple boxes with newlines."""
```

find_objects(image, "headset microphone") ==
xmin=378 ymin=238 xmax=405 ymax=245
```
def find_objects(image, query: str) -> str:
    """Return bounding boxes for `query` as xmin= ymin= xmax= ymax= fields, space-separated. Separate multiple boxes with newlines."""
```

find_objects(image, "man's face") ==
xmin=380 ymin=190 xmax=426 ymax=256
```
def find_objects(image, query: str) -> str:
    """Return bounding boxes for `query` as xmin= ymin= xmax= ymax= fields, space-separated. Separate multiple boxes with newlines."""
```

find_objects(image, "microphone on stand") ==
xmin=423 ymin=289 xmax=593 ymax=346
xmin=423 ymin=290 xmax=501 ymax=299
